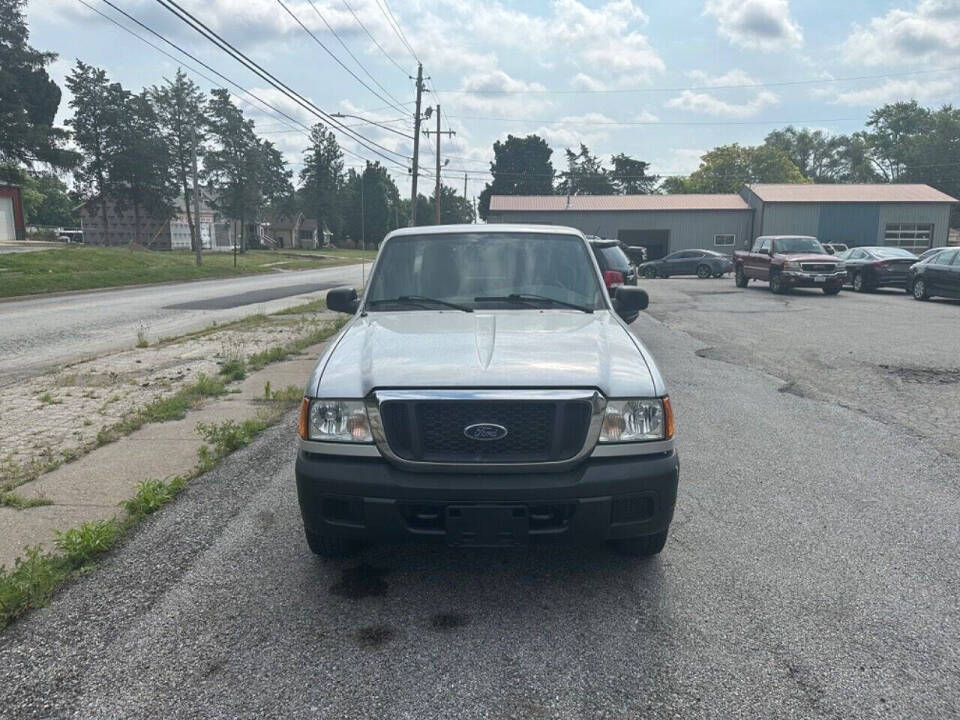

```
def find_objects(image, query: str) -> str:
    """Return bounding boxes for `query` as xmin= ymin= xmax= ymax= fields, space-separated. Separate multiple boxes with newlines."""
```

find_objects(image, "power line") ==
xmin=152 ymin=0 xmax=410 ymax=167
xmin=340 ymin=0 xmax=408 ymax=76
xmin=436 ymin=65 xmax=960 ymax=95
xmin=280 ymin=0 xmax=408 ymax=115
xmin=374 ymin=0 xmax=418 ymax=62
xmin=446 ymin=115 xmax=858 ymax=127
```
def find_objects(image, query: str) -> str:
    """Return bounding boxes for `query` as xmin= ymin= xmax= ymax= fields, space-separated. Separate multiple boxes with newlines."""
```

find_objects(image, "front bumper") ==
xmin=296 ymin=451 xmax=679 ymax=546
xmin=781 ymin=270 xmax=845 ymax=288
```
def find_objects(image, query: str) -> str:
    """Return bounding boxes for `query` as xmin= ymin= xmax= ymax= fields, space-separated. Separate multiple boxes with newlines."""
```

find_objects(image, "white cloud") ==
xmin=635 ymin=110 xmax=660 ymax=122
xmin=532 ymin=112 xmax=618 ymax=149
xmin=843 ymin=0 xmax=960 ymax=66
xmin=666 ymin=89 xmax=779 ymax=117
xmin=656 ymin=148 xmax=707 ymax=176
xmin=451 ymin=70 xmax=554 ymax=118
xmin=703 ymin=0 xmax=803 ymax=50
xmin=825 ymin=78 xmax=957 ymax=106
xmin=572 ymin=73 xmax=607 ymax=91
xmin=666 ymin=69 xmax=778 ymax=117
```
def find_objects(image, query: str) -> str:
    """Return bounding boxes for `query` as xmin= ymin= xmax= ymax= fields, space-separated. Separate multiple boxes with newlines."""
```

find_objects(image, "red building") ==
xmin=0 ymin=183 xmax=26 ymax=242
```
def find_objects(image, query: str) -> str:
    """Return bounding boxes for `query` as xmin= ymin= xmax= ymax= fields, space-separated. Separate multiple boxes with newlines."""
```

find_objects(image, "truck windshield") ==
xmin=775 ymin=237 xmax=826 ymax=254
xmin=364 ymin=232 xmax=605 ymax=312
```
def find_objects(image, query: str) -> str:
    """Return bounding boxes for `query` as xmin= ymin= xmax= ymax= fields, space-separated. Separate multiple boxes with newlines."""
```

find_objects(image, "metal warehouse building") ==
xmin=488 ymin=184 xmax=956 ymax=259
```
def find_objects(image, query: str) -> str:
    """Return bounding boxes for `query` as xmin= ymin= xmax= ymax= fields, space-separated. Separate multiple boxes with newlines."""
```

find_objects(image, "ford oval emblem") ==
xmin=463 ymin=423 xmax=508 ymax=442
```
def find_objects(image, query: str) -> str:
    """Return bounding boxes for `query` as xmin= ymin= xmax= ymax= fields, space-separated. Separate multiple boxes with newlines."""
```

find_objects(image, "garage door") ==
xmin=0 ymin=196 xmax=15 ymax=242
xmin=618 ymin=229 xmax=670 ymax=260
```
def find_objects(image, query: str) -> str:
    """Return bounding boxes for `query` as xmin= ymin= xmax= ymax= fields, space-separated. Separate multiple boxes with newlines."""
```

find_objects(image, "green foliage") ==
xmin=0 ymin=492 xmax=52 ymax=509
xmin=299 ymin=123 xmax=345 ymax=240
xmin=479 ymin=134 xmax=555 ymax=219
xmin=342 ymin=161 xmax=402 ymax=242
xmin=0 ymin=547 xmax=69 ymax=628
xmin=219 ymin=357 xmax=246 ymax=382
xmin=20 ymin=171 xmax=77 ymax=226
xmin=675 ymin=144 xmax=809 ymax=193
xmin=0 ymin=0 xmax=77 ymax=169
xmin=610 ymin=153 xmax=659 ymax=194
xmin=196 ymin=417 xmax=269 ymax=472
xmin=121 ymin=477 xmax=186 ymax=518
xmin=558 ymin=143 xmax=615 ymax=196
xmin=54 ymin=519 xmax=121 ymax=567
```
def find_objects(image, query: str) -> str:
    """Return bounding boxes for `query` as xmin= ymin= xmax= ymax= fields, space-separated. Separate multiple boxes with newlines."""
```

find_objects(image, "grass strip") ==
xmin=0 ymin=246 xmax=372 ymax=299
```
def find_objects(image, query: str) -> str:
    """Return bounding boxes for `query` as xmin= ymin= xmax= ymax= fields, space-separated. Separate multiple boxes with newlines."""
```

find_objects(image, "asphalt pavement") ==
xmin=0 ymin=264 xmax=364 ymax=383
xmin=1 ymin=296 xmax=958 ymax=719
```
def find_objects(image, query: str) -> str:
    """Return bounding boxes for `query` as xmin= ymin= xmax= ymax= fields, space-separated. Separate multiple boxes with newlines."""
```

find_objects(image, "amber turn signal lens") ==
xmin=298 ymin=398 xmax=310 ymax=439
xmin=663 ymin=396 xmax=675 ymax=439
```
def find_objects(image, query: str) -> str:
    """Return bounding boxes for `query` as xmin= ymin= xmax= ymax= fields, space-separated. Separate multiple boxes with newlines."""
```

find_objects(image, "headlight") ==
xmin=300 ymin=399 xmax=373 ymax=442
xmin=784 ymin=260 xmax=801 ymax=270
xmin=835 ymin=262 xmax=846 ymax=271
xmin=599 ymin=398 xmax=673 ymax=443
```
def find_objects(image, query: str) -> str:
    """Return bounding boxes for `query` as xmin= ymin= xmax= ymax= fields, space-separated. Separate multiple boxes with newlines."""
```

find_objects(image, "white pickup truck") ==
xmin=295 ymin=224 xmax=679 ymax=557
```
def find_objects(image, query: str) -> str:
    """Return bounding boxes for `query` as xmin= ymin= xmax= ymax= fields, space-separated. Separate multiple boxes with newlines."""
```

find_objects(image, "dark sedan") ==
xmin=907 ymin=247 xmax=960 ymax=301
xmin=836 ymin=246 xmax=918 ymax=292
xmin=639 ymin=249 xmax=733 ymax=279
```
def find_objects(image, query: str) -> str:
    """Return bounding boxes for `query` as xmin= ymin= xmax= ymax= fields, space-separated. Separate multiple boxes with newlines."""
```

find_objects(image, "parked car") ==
xmin=906 ymin=247 xmax=960 ymax=301
xmin=821 ymin=243 xmax=849 ymax=255
xmin=835 ymin=246 xmax=918 ymax=292
xmin=733 ymin=235 xmax=844 ymax=295
xmin=639 ymin=249 xmax=733 ymax=279
xmin=916 ymin=247 xmax=949 ymax=263
xmin=621 ymin=243 xmax=648 ymax=264
xmin=589 ymin=238 xmax=640 ymax=323
xmin=298 ymin=224 xmax=678 ymax=558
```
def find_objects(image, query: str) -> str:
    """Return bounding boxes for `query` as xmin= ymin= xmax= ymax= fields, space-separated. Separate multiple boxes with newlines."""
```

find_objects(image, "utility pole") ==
xmin=409 ymin=63 xmax=424 ymax=226
xmin=192 ymin=128 xmax=202 ymax=266
xmin=422 ymin=105 xmax=455 ymax=224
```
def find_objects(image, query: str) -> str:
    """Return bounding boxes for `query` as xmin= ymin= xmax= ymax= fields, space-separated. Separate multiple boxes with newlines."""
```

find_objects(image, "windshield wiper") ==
xmin=367 ymin=295 xmax=473 ymax=313
xmin=474 ymin=293 xmax=593 ymax=313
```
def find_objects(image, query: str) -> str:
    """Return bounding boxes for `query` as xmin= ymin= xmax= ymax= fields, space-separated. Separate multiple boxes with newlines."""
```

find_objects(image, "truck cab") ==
xmin=295 ymin=224 xmax=679 ymax=558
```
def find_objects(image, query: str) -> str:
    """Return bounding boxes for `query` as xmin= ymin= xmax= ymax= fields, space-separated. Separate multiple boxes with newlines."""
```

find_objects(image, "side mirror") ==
xmin=759 ymin=248 xmax=771 ymax=256
xmin=613 ymin=286 xmax=649 ymax=319
xmin=326 ymin=286 xmax=360 ymax=314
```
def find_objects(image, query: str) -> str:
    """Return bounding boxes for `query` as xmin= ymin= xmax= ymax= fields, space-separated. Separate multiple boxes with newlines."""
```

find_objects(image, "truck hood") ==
xmin=310 ymin=310 xmax=663 ymax=398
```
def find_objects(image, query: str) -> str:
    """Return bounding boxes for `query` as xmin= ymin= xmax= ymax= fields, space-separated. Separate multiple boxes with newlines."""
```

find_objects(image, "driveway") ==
xmin=1 ymin=302 xmax=958 ymax=718
xmin=0 ymin=264 xmax=365 ymax=382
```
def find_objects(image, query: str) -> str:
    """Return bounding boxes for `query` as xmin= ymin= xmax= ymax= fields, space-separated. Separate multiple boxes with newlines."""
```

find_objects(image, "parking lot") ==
xmin=1 ymin=278 xmax=959 ymax=719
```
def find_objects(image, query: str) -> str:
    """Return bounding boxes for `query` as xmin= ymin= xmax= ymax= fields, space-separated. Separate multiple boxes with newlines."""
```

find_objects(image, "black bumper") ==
xmin=296 ymin=451 xmax=679 ymax=546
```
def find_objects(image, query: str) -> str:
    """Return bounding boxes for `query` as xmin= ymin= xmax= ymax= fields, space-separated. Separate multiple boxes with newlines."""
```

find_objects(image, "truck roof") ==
xmin=383 ymin=223 xmax=585 ymax=241
xmin=755 ymin=235 xmax=819 ymax=241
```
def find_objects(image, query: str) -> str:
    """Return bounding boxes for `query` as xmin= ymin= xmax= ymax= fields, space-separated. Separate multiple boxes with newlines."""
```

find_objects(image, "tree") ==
xmin=610 ymin=153 xmax=658 ymax=194
xmin=150 ymin=69 xmax=207 ymax=251
xmin=298 ymin=123 xmax=344 ymax=241
xmin=205 ymin=90 xmax=292 ymax=250
xmin=66 ymin=61 xmax=127 ymax=243
xmin=110 ymin=91 xmax=177 ymax=245
xmin=678 ymin=144 xmax=808 ymax=193
xmin=863 ymin=101 xmax=932 ymax=181
xmin=557 ymin=143 xmax=614 ymax=195
xmin=478 ymin=134 xmax=555 ymax=219
xmin=764 ymin=127 xmax=846 ymax=182
xmin=427 ymin=185 xmax=474 ymax=225
xmin=0 ymin=0 xmax=76 ymax=171
xmin=343 ymin=162 xmax=401 ymax=246
xmin=21 ymin=171 xmax=76 ymax=226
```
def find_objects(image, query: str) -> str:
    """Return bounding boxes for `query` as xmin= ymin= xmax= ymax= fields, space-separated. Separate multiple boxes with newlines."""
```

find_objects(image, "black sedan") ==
xmin=907 ymin=247 xmax=960 ymax=301
xmin=836 ymin=246 xmax=918 ymax=292
xmin=639 ymin=249 xmax=733 ymax=279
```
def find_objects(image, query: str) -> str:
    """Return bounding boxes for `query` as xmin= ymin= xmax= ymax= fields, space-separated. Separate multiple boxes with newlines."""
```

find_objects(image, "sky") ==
xmin=26 ymin=0 xmax=960 ymax=200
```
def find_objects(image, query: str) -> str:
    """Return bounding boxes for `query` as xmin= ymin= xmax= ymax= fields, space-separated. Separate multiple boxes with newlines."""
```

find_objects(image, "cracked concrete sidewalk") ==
xmin=0 ymin=325 xmax=337 ymax=570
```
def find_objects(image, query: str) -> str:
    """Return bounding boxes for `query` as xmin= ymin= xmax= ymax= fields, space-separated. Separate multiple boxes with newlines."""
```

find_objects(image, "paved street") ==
xmin=1 ymin=287 xmax=958 ymax=719
xmin=0 ymin=264 xmax=364 ymax=383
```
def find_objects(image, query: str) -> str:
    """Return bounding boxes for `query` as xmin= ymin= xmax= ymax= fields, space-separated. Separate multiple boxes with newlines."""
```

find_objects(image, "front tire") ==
xmin=305 ymin=528 xmax=363 ymax=557
xmin=823 ymin=285 xmax=841 ymax=295
xmin=770 ymin=271 xmax=788 ymax=294
xmin=643 ymin=266 xmax=658 ymax=279
xmin=913 ymin=278 xmax=930 ymax=301
xmin=735 ymin=265 xmax=749 ymax=287
xmin=612 ymin=530 xmax=668 ymax=557
xmin=852 ymin=271 xmax=873 ymax=293
xmin=696 ymin=264 xmax=711 ymax=279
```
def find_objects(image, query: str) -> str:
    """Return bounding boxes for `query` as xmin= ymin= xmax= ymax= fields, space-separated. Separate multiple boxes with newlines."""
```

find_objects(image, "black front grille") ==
xmin=800 ymin=263 xmax=837 ymax=272
xmin=379 ymin=399 xmax=592 ymax=464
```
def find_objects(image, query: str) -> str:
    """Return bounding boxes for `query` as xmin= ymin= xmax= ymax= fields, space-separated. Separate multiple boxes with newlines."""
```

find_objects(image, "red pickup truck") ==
xmin=734 ymin=235 xmax=845 ymax=295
